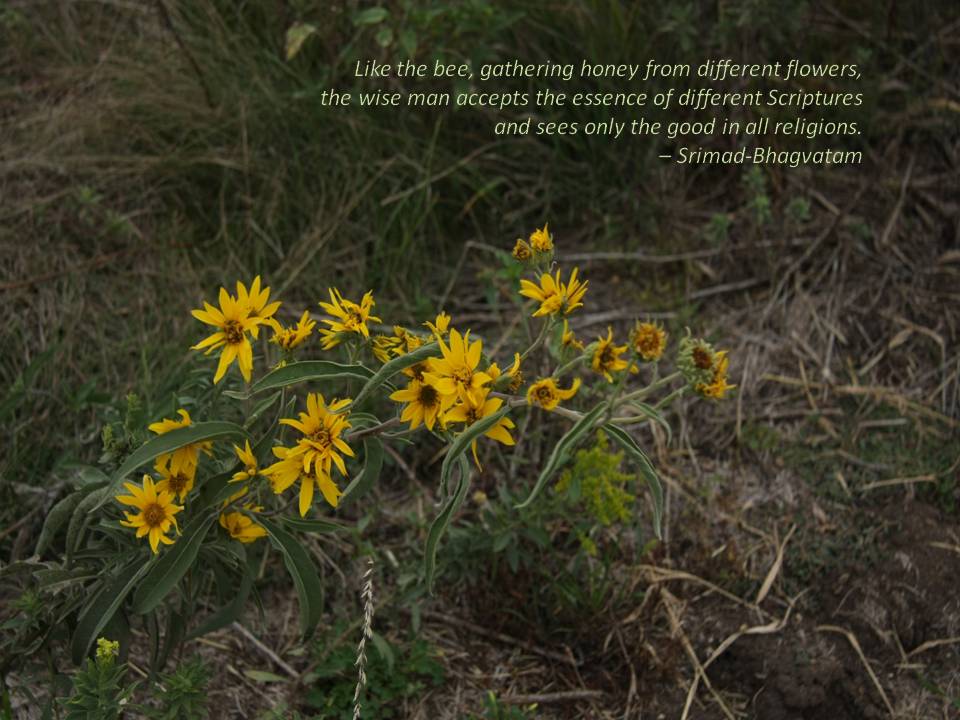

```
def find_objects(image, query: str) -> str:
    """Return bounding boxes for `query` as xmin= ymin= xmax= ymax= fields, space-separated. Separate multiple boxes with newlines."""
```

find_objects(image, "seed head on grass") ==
xmin=353 ymin=556 xmax=375 ymax=720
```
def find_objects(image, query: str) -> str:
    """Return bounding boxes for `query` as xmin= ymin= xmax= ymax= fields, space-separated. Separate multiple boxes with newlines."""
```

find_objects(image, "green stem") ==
xmin=616 ymin=370 xmax=682 ymax=407
xmin=520 ymin=316 xmax=554 ymax=362
xmin=653 ymin=385 xmax=687 ymax=410
xmin=552 ymin=354 xmax=586 ymax=378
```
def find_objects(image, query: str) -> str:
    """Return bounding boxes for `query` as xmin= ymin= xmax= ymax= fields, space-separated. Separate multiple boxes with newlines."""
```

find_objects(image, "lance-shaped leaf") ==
xmin=257 ymin=516 xmax=323 ymax=638
xmin=71 ymin=556 xmax=154 ymax=664
xmin=439 ymin=405 xmax=511 ymax=498
xmin=187 ymin=544 xmax=260 ymax=640
xmin=339 ymin=437 xmax=384 ymax=508
xmin=66 ymin=486 xmax=110 ymax=564
xmin=624 ymin=401 xmax=672 ymax=443
xmin=281 ymin=516 xmax=347 ymax=534
xmin=228 ymin=361 xmax=375 ymax=399
xmin=603 ymin=423 xmax=665 ymax=539
xmin=95 ymin=422 xmax=249 ymax=510
xmin=36 ymin=486 xmax=101 ymax=557
xmin=515 ymin=402 xmax=608 ymax=510
xmin=424 ymin=455 xmax=470 ymax=592
xmin=131 ymin=512 xmax=218 ymax=614
xmin=344 ymin=342 xmax=441 ymax=411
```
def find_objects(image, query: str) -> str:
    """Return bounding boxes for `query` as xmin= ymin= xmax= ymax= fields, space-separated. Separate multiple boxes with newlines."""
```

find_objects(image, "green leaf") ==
xmin=285 ymin=22 xmax=317 ymax=60
xmin=398 ymin=28 xmax=417 ymax=57
xmin=36 ymin=488 xmax=97 ymax=556
xmin=624 ymin=401 xmax=672 ymax=442
xmin=339 ymin=437 xmax=383 ymax=507
xmin=244 ymin=391 xmax=282 ymax=428
xmin=515 ymin=402 xmax=608 ymax=510
xmin=370 ymin=631 xmax=394 ymax=671
xmin=71 ymin=557 xmax=153 ymax=664
xmin=424 ymin=455 xmax=470 ymax=591
xmin=375 ymin=25 xmax=394 ymax=47
xmin=234 ymin=360 xmax=374 ymax=399
xmin=603 ymin=423 xmax=664 ymax=539
xmin=257 ymin=516 xmax=323 ymax=637
xmin=439 ymin=405 xmax=511 ymax=497
xmin=66 ymin=486 xmax=110 ymax=564
xmin=353 ymin=7 xmax=388 ymax=25
xmin=70 ymin=465 xmax=110 ymax=489
xmin=345 ymin=342 xmax=440 ymax=410
xmin=187 ymin=544 xmax=259 ymax=640
xmin=281 ymin=516 xmax=347 ymax=534
xmin=131 ymin=512 xmax=217 ymax=614
xmin=96 ymin=422 xmax=249 ymax=509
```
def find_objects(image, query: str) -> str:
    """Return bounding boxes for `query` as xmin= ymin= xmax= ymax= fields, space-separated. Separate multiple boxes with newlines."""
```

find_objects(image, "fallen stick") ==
xmin=499 ymin=690 xmax=604 ymax=705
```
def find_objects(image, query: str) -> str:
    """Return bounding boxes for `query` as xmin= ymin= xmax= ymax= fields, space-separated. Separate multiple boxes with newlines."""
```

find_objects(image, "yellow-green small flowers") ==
xmin=96 ymin=637 xmax=120 ymax=663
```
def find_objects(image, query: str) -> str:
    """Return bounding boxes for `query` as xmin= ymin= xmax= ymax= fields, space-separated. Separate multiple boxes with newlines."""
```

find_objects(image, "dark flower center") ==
xmin=224 ymin=319 xmax=244 ymax=345
xmin=418 ymin=384 xmax=439 ymax=408
xmin=167 ymin=473 xmax=189 ymax=495
xmin=143 ymin=503 xmax=165 ymax=527
xmin=692 ymin=346 xmax=712 ymax=369
xmin=310 ymin=428 xmax=332 ymax=450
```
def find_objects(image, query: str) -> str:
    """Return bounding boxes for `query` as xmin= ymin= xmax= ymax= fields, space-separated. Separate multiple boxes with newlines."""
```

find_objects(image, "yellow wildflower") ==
xmin=371 ymin=334 xmax=398 ymax=363
xmin=443 ymin=389 xmax=515 ymax=468
xmin=423 ymin=329 xmax=492 ymax=406
xmin=561 ymin=319 xmax=584 ymax=352
xmin=630 ymin=321 xmax=667 ymax=362
xmin=263 ymin=446 xmax=343 ymax=515
xmin=318 ymin=288 xmax=381 ymax=349
xmin=512 ymin=238 xmax=533 ymax=263
xmin=591 ymin=327 xmax=629 ymax=382
xmin=154 ymin=460 xmax=196 ymax=503
xmin=489 ymin=353 xmax=523 ymax=393
xmin=219 ymin=509 xmax=267 ymax=544
xmin=696 ymin=350 xmax=735 ymax=399
xmin=677 ymin=333 xmax=716 ymax=387
xmin=529 ymin=223 xmax=553 ymax=253
xmin=389 ymin=378 xmax=455 ymax=431
xmin=424 ymin=312 xmax=451 ymax=338
xmin=230 ymin=439 xmax=259 ymax=484
xmin=236 ymin=276 xmax=281 ymax=338
xmin=270 ymin=310 xmax=316 ymax=352
xmin=147 ymin=409 xmax=213 ymax=477
xmin=262 ymin=393 xmax=353 ymax=515
xmin=518 ymin=267 xmax=588 ymax=318
xmin=191 ymin=287 xmax=266 ymax=383
xmin=526 ymin=377 xmax=581 ymax=411
xmin=116 ymin=475 xmax=183 ymax=553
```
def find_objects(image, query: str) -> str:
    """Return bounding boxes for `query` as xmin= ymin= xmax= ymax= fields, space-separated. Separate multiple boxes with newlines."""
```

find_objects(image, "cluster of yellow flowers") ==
xmin=114 ymin=224 xmax=734 ymax=554
xmin=115 ymin=412 xmax=267 ymax=552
